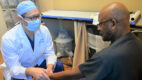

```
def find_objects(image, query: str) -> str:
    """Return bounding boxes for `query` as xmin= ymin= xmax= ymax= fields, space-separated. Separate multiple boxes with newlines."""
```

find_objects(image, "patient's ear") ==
xmin=112 ymin=19 xmax=117 ymax=30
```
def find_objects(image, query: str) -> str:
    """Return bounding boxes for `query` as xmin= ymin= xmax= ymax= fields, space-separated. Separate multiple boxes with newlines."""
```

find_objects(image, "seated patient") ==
xmin=46 ymin=2 xmax=142 ymax=80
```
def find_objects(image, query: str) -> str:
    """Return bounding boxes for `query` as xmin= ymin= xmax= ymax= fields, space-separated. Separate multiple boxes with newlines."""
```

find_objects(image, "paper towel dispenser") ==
xmin=130 ymin=10 xmax=141 ymax=25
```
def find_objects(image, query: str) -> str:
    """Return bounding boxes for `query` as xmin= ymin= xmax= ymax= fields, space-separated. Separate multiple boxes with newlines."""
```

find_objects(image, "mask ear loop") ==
xmin=17 ymin=14 xmax=30 ymax=28
xmin=18 ymin=15 xmax=25 ymax=20
xmin=18 ymin=15 xmax=29 ymax=23
xmin=15 ymin=15 xmax=24 ymax=25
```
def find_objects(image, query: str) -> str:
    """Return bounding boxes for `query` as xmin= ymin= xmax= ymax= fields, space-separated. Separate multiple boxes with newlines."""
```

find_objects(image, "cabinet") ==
xmin=0 ymin=0 xmax=36 ymax=29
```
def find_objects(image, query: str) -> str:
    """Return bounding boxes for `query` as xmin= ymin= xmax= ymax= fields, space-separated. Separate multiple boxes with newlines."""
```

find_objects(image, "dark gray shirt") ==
xmin=79 ymin=33 xmax=142 ymax=80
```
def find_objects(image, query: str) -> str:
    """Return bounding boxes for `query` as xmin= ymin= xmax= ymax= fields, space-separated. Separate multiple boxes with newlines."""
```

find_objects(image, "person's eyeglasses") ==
xmin=24 ymin=14 xmax=41 ymax=21
xmin=97 ymin=19 xmax=113 ymax=27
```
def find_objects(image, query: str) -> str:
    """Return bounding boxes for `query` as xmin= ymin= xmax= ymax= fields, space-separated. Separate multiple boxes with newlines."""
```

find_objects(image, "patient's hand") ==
xmin=46 ymin=64 xmax=54 ymax=74
xmin=46 ymin=68 xmax=53 ymax=74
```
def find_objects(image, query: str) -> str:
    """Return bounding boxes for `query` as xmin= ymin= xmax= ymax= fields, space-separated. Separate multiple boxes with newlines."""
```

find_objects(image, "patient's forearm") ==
xmin=49 ymin=67 xmax=85 ymax=80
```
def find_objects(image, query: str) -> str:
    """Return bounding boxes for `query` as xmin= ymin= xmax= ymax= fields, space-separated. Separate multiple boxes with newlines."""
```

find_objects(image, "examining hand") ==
xmin=26 ymin=67 xmax=50 ymax=80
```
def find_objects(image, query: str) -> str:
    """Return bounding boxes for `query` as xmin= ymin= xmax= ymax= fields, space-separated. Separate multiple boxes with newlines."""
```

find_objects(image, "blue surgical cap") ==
xmin=17 ymin=1 xmax=37 ymax=15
